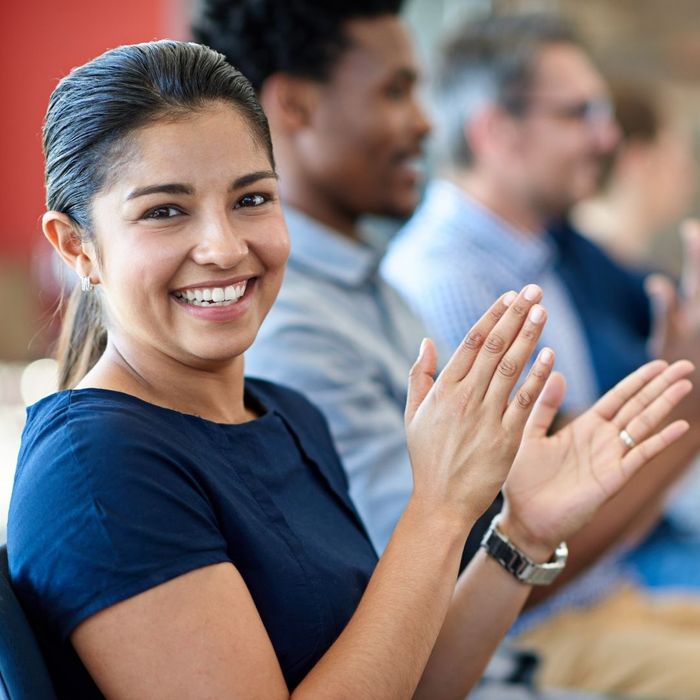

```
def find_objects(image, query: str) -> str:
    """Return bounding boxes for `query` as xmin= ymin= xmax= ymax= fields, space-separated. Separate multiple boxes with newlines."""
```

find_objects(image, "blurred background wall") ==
xmin=1 ymin=0 xmax=699 ymax=540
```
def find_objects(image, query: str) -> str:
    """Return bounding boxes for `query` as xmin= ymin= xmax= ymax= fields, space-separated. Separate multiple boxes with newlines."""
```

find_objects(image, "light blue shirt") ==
xmin=245 ymin=208 xmax=427 ymax=553
xmin=382 ymin=179 xmax=598 ymax=413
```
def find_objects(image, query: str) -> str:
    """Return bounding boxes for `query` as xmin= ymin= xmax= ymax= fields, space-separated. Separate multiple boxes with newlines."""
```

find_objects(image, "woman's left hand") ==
xmin=500 ymin=359 xmax=694 ymax=560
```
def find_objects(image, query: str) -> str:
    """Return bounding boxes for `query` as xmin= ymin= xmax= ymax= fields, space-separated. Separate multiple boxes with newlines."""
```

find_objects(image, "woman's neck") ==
xmin=77 ymin=339 xmax=255 ymax=424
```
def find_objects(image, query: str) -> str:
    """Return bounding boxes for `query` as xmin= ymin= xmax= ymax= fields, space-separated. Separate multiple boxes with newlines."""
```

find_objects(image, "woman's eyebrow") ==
xmin=125 ymin=170 xmax=278 ymax=200
xmin=229 ymin=170 xmax=278 ymax=190
xmin=126 ymin=183 xmax=193 ymax=200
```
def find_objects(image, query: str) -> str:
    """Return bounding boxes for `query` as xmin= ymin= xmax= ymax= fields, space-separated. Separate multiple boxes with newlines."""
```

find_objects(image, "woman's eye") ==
xmin=235 ymin=193 xmax=268 ymax=208
xmin=144 ymin=205 xmax=182 ymax=219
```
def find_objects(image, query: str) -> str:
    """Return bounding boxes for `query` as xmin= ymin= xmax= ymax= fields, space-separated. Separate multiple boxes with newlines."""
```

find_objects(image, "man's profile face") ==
xmin=295 ymin=15 xmax=431 ymax=220
xmin=507 ymin=42 xmax=620 ymax=219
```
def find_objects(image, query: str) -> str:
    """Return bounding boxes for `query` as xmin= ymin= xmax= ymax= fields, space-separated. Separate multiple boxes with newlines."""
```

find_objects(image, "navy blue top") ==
xmin=8 ymin=379 xmax=378 ymax=698
xmin=549 ymin=218 xmax=652 ymax=393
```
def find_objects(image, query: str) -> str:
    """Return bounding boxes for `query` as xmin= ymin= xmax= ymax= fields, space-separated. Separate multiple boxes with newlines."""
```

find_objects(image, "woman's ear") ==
xmin=42 ymin=211 xmax=99 ymax=284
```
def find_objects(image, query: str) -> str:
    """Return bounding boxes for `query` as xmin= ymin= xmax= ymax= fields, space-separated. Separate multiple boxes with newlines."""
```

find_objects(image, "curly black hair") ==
xmin=192 ymin=0 xmax=404 ymax=93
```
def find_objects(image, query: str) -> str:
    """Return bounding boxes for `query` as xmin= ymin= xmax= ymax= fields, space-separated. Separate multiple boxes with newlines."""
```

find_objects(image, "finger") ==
xmin=463 ymin=284 xmax=543 ymax=396
xmin=620 ymin=420 xmax=690 ymax=477
xmin=524 ymin=370 xmax=566 ymax=438
xmin=405 ymin=338 xmax=438 ymax=424
xmin=680 ymin=219 xmax=700 ymax=302
xmin=484 ymin=303 xmax=547 ymax=407
xmin=645 ymin=274 xmax=678 ymax=357
xmin=593 ymin=360 xmax=668 ymax=421
xmin=622 ymin=378 xmax=693 ymax=446
xmin=612 ymin=359 xmax=695 ymax=429
xmin=439 ymin=290 xmax=518 ymax=384
xmin=502 ymin=347 xmax=555 ymax=431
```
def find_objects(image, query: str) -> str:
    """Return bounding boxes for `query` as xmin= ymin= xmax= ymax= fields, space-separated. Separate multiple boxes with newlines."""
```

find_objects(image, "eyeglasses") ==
xmin=503 ymin=94 xmax=615 ymax=127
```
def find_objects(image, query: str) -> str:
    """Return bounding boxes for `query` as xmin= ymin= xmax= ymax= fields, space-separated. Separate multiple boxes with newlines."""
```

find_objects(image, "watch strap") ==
xmin=480 ymin=515 xmax=568 ymax=586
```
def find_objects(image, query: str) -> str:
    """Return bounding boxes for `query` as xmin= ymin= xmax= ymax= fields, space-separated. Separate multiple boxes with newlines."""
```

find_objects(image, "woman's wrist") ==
xmin=404 ymin=494 xmax=477 ymax=545
xmin=496 ymin=509 xmax=558 ymax=564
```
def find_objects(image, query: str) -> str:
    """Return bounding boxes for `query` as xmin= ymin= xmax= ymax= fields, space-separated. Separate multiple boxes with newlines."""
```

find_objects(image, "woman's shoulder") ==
xmin=17 ymin=388 xmax=198 ymax=491
xmin=9 ymin=388 xmax=233 ymax=645
xmin=26 ymin=387 xmax=184 ymax=429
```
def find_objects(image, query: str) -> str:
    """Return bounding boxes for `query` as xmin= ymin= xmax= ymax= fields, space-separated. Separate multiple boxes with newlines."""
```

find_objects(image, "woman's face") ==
xmin=89 ymin=102 xmax=289 ymax=369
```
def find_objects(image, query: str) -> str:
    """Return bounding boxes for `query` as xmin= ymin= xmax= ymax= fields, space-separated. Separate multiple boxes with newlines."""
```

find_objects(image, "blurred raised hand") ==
xmin=500 ymin=359 xmax=693 ymax=559
xmin=646 ymin=219 xmax=700 ymax=425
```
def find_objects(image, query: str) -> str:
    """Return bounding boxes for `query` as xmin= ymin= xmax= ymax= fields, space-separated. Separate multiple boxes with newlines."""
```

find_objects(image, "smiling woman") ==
xmin=75 ymin=101 xmax=287 ymax=390
xmin=42 ymin=45 xmax=281 ymax=393
xmin=4 ymin=38 xmax=695 ymax=700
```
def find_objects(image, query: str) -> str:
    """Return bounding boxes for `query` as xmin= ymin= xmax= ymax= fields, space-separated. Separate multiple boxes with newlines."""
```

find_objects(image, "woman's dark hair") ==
xmin=44 ymin=40 xmax=274 ymax=389
xmin=192 ymin=0 xmax=404 ymax=94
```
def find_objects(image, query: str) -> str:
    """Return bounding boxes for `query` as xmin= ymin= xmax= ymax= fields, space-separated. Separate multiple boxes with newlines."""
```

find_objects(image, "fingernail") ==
xmin=529 ymin=305 xmax=545 ymax=323
xmin=419 ymin=338 xmax=428 ymax=358
xmin=524 ymin=284 xmax=540 ymax=301
xmin=503 ymin=291 xmax=517 ymax=306
xmin=539 ymin=348 xmax=553 ymax=364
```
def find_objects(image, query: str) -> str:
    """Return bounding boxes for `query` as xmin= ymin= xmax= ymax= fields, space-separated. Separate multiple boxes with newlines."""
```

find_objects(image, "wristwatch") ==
xmin=480 ymin=515 xmax=568 ymax=586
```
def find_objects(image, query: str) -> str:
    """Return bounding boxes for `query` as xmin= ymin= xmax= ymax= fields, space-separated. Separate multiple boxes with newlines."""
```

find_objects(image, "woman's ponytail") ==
xmin=55 ymin=285 xmax=106 ymax=390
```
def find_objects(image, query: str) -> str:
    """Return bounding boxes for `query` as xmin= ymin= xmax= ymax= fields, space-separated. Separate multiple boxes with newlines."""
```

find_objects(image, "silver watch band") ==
xmin=480 ymin=514 xmax=568 ymax=586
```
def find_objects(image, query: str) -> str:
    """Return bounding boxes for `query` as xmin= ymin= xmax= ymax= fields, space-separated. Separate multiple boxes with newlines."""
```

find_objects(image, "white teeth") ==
xmin=174 ymin=281 xmax=248 ymax=307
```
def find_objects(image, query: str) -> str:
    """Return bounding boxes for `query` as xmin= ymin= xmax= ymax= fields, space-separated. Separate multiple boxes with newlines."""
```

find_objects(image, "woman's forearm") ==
xmin=415 ymin=549 xmax=532 ymax=698
xmin=292 ymin=497 xmax=471 ymax=700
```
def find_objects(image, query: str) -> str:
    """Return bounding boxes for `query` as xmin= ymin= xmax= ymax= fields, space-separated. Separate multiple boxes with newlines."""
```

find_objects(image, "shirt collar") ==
xmin=283 ymin=207 xmax=382 ymax=287
xmin=425 ymin=180 xmax=556 ymax=276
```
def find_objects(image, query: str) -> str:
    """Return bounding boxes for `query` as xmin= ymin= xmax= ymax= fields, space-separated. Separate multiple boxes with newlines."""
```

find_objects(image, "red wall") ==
xmin=0 ymin=0 xmax=190 ymax=261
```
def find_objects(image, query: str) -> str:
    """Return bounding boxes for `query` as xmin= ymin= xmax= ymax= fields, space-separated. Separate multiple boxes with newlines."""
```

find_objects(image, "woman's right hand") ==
xmin=404 ymin=285 xmax=554 ymax=528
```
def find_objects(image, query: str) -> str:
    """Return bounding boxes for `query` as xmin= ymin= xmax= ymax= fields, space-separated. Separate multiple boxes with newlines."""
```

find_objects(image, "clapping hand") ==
xmin=501 ymin=360 xmax=693 ymax=559
xmin=405 ymin=285 xmax=553 ymax=526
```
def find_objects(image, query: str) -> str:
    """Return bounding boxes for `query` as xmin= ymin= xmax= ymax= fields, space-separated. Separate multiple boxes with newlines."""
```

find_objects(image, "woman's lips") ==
xmin=171 ymin=278 xmax=257 ymax=322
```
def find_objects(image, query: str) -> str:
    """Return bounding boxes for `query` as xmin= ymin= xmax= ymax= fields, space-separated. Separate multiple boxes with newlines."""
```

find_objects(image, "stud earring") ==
xmin=80 ymin=275 xmax=94 ymax=293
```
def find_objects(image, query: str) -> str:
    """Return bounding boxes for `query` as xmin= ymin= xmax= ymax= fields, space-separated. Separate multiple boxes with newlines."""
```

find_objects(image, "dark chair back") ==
xmin=0 ymin=545 xmax=57 ymax=699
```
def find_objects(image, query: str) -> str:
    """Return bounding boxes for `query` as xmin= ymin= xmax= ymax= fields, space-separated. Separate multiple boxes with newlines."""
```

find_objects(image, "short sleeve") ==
xmin=8 ymin=394 xmax=231 ymax=641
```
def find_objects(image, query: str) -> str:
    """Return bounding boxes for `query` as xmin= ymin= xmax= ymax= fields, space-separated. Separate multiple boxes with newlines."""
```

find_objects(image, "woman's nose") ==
xmin=192 ymin=215 xmax=249 ymax=268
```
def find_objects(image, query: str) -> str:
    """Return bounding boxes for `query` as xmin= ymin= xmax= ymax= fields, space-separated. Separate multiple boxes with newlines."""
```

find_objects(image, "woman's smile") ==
xmin=171 ymin=277 xmax=258 ymax=322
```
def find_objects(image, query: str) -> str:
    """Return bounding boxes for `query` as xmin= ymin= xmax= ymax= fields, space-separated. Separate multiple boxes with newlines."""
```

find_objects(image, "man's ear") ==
xmin=466 ymin=104 xmax=507 ymax=156
xmin=468 ymin=103 xmax=523 ymax=163
xmin=42 ymin=211 xmax=100 ymax=284
xmin=259 ymin=73 xmax=319 ymax=132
